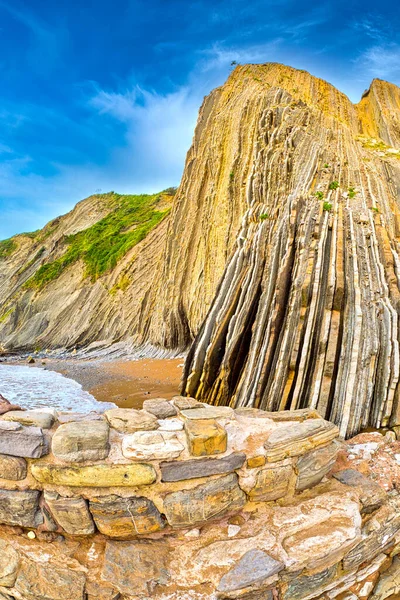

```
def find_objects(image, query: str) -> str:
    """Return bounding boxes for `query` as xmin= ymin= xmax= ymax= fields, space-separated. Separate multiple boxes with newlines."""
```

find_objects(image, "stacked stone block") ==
xmin=0 ymin=399 xmax=398 ymax=599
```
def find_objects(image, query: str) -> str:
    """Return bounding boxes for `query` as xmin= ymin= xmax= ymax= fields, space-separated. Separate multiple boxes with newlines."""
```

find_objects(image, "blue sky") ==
xmin=1 ymin=0 xmax=399 ymax=239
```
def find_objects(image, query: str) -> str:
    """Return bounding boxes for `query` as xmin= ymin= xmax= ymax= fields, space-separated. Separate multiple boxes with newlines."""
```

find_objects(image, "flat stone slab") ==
xmin=2 ymin=409 xmax=54 ymax=429
xmin=185 ymin=418 xmax=227 ymax=456
xmin=104 ymin=408 xmax=159 ymax=433
xmin=143 ymin=398 xmax=177 ymax=419
xmin=0 ymin=454 xmax=27 ymax=480
xmin=264 ymin=419 xmax=338 ymax=462
xmin=58 ymin=412 xmax=105 ymax=423
xmin=181 ymin=406 xmax=234 ymax=420
xmin=52 ymin=421 xmax=110 ymax=463
xmin=171 ymin=396 xmax=204 ymax=410
xmin=44 ymin=492 xmax=95 ymax=535
xmin=0 ymin=489 xmax=42 ymax=528
xmin=161 ymin=452 xmax=246 ymax=482
xmin=217 ymin=549 xmax=284 ymax=592
xmin=0 ymin=424 xmax=49 ymax=458
xmin=158 ymin=418 xmax=184 ymax=431
xmin=122 ymin=430 xmax=184 ymax=460
xmin=333 ymin=469 xmax=387 ymax=512
xmin=163 ymin=473 xmax=246 ymax=527
xmin=31 ymin=462 xmax=156 ymax=487
xmin=90 ymin=495 xmax=165 ymax=537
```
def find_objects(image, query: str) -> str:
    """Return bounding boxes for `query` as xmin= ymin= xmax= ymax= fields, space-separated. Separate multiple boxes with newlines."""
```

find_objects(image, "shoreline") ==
xmin=33 ymin=357 xmax=183 ymax=409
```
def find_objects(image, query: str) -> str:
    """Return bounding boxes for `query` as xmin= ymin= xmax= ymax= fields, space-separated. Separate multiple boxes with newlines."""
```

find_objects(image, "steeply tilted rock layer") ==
xmin=182 ymin=64 xmax=400 ymax=438
xmin=2 ymin=63 xmax=400 ymax=436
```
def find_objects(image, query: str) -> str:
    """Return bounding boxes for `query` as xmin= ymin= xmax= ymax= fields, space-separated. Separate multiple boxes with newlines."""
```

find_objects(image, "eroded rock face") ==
xmin=180 ymin=66 xmax=400 ymax=438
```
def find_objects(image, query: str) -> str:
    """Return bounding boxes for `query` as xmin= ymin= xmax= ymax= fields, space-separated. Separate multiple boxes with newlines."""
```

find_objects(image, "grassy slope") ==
xmin=0 ymin=190 xmax=173 ymax=291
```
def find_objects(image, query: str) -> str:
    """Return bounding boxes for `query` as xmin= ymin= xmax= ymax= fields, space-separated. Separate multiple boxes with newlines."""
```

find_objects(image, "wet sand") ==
xmin=47 ymin=358 xmax=184 ymax=409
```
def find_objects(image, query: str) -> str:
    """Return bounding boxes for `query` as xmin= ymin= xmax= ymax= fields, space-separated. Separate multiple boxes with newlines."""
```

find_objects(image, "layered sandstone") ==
xmin=2 ymin=64 xmax=400 ymax=437
xmin=182 ymin=64 xmax=400 ymax=438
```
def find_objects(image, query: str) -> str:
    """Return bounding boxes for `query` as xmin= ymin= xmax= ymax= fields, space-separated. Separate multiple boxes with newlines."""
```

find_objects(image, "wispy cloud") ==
xmin=357 ymin=43 xmax=400 ymax=79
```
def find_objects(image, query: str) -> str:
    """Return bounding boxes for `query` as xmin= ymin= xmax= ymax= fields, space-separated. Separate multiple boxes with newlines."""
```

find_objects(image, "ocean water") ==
xmin=0 ymin=364 xmax=115 ymax=412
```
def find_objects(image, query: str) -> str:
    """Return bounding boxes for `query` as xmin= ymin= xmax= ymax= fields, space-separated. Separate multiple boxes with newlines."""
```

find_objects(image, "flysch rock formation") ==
xmin=0 ymin=399 xmax=400 ymax=599
xmin=0 ymin=190 xmax=175 ymax=356
xmin=2 ymin=63 xmax=400 ymax=437
xmin=181 ymin=63 xmax=400 ymax=439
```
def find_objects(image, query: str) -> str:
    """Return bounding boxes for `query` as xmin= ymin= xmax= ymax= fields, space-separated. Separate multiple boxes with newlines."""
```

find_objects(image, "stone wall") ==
xmin=0 ymin=398 xmax=399 ymax=599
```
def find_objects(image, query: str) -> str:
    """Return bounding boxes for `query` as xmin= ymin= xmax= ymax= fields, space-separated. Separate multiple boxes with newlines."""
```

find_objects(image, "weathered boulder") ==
xmin=333 ymin=469 xmax=387 ymax=512
xmin=161 ymin=452 xmax=246 ymax=482
xmin=122 ymin=430 xmax=184 ymax=460
xmin=52 ymin=421 xmax=110 ymax=463
xmin=2 ymin=409 xmax=54 ymax=429
xmin=296 ymin=441 xmax=339 ymax=491
xmin=158 ymin=418 xmax=184 ymax=431
xmin=248 ymin=463 xmax=293 ymax=501
xmin=264 ymin=419 xmax=339 ymax=462
xmin=217 ymin=549 xmax=283 ymax=594
xmin=104 ymin=408 xmax=159 ymax=432
xmin=0 ymin=423 xmax=49 ymax=458
xmin=0 ymin=539 xmax=19 ymax=587
xmin=44 ymin=492 xmax=95 ymax=535
xmin=101 ymin=540 xmax=170 ymax=595
xmin=181 ymin=406 xmax=234 ymax=420
xmin=163 ymin=473 xmax=246 ymax=527
xmin=31 ymin=462 xmax=156 ymax=487
xmin=0 ymin=454 xmax=27 ymax=480
xmin=185 ymin=418 xmax=227 ymax=456
xmin=14 ymin=556 xmax=86 ymax=600
xmin=0 ymin=489 xmax=42 ymax=527
xmin=143 ymin=398 xmax=177 ymax=418
xmin=89 ymin=495 xmax=165 ymax=537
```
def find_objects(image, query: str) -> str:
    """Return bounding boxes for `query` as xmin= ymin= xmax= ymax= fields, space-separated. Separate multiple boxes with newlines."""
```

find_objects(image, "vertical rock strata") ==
xmin=181 ymin=64 xmax=400 ymax=437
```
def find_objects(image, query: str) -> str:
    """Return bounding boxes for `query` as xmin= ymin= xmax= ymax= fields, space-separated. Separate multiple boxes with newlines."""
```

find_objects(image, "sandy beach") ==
xmin=46 ymin=357 xmax=184 ymax=409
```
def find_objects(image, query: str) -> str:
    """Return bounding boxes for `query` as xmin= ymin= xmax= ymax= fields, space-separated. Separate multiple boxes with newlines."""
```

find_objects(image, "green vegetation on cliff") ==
xmin=0 ymin=238 xmax=17 ymax=259
xmin=26 ymin=191 xmax=171 ymax=290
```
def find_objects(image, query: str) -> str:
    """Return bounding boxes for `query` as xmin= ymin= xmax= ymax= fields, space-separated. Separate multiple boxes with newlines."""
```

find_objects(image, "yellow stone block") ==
xmin=31 ymin=463 xmax=156 ymax=487
xmin=184 ymin=419 xmax=227 ymax=456
xmin=247 ymin=455 xmax=266 ymax=469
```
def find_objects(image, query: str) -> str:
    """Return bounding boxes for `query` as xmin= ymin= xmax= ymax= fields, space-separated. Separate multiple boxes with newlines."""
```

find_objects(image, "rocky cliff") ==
xmin=181 ymin=64 xmax=400 ymax=439
xmin=2 ymin=64 xmax=400 ymax=437
xmin=0 ymin=190 xmax=175 ymax=354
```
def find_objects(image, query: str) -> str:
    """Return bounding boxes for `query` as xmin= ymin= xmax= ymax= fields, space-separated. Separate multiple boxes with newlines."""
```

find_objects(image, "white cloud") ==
xmin=358 ymin=43 xmax=400 ymax=80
